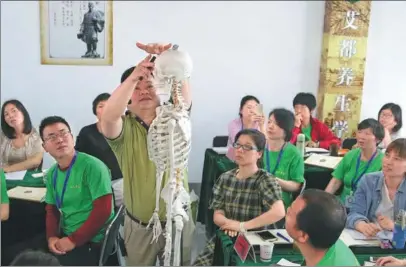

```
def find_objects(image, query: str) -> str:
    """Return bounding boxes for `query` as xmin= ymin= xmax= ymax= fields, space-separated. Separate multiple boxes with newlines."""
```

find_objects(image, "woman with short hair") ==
xmin=347 ymin=139 xmax=406 ymax=238
xmin=326 ymin=119 xmax=385 ymax=206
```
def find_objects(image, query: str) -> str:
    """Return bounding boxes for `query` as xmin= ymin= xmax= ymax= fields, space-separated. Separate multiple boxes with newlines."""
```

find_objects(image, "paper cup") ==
xmin=260 ymin=243 xmax=274 ymax=262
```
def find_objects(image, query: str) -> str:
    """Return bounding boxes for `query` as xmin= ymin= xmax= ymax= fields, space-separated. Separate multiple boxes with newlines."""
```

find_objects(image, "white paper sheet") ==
xmin=305 ymin=147 xmax=330 ymax=154
xmin=5 ymin=170 xmax=26 ymax=181
xmin=7 ymin=186 xmax=46 ymax=202
xmin=347 ymin=228 xmax=392 ymax=240
xmin=277 ymin=258 xmax=300 ymax=266
xmin=31 ymin=169 xmax=48 ymax=178
xmin=364 ymin=261 xmax=376 ymax=266
xmin=212 ymin=147 xmax=228 ymax=155
xmin=340 ymin=229 xmax=381 ymax=247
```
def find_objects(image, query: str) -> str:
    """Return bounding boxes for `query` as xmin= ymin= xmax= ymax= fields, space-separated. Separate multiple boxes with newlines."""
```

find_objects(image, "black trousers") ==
xmin=2 ymin=233 xmax=101 ymax=266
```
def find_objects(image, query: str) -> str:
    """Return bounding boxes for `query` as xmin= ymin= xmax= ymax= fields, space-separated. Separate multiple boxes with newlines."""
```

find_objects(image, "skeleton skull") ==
xmin=152 ymin=47 xmax=193 ymax=103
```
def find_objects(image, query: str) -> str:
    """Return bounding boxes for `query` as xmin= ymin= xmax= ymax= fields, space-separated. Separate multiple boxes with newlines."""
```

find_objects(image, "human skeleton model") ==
xmin=146 ymin=45 xmax=193 ymax=266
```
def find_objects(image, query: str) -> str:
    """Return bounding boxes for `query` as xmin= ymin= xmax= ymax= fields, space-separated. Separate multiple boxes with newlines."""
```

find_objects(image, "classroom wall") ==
xmin=1 ymin=1 xmax=405 ymax=182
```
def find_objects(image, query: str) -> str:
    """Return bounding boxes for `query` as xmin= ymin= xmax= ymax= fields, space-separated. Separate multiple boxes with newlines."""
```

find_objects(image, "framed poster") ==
xmin=39 ymin=1 xmax=113 ymax=65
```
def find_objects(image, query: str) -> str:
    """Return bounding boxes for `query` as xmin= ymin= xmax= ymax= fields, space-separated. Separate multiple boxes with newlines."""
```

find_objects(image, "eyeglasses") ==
xmin=380 ymin=113 xmax=394 ymax=119
xmin=44 ymin=130 xmax=71 ymax=143
xmin=233 ymin=142 xmax=258 ymax=151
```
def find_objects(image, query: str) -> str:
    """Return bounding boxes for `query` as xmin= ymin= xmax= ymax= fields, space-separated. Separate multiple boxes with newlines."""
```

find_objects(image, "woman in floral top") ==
xmin=193 ymin=129 xmax=285 ymax=266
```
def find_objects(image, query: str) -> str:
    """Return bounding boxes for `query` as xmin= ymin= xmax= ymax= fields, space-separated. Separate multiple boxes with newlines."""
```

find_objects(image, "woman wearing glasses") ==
xmin=0 ymin=99 xmax=43 ymax=172
xmin=193 ymin=129 xmax=285 ymax=266
xmin=378 ymin=103 xmax=403 ymax=150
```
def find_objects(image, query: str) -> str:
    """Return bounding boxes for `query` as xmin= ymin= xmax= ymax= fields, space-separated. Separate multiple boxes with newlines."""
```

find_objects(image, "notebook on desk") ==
xmin=305 ymin=147 xmax=330 ymax=155
xmin=339 ymin=229 xmax=381 ymax=247
xmin=7 ymin=186 xmax=46 ymax=202
xmin=304 ymin=154 xmax=343 ymax=169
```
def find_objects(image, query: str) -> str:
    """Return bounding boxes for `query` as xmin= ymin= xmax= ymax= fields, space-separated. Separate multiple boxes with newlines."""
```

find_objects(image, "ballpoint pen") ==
xmin=277 ymin=232 xmax=291 ymax=243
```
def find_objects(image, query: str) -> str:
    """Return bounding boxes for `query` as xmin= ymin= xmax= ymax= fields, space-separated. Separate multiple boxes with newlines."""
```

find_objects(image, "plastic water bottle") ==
xmin=392 ymin=209 xmax=406 ymax=249
xmin=297 ymin=133 xmax=305 ymax=157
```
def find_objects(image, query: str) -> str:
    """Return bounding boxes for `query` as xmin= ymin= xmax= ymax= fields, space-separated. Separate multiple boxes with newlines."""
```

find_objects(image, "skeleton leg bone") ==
xmin=172 ymin=187 xmax=190 ymax=266
xmin=160 ymin=118 xmax=177 ymax=266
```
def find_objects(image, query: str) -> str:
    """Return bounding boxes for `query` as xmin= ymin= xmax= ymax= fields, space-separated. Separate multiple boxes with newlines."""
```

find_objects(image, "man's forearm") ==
xmin=102 ymin=74 xmax=138 ymax=123
xmin=68 ymin=194 xmax=112 ymax=246
xmin=46 ymin=204 xmax=60 ymax=239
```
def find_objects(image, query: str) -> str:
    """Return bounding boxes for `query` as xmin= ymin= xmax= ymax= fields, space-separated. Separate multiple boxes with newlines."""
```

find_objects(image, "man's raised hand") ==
xmin=136 ymin=42 xmax=172 ymax=55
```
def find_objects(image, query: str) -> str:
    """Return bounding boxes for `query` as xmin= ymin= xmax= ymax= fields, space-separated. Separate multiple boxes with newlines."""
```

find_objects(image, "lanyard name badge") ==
xmin=53 ymin=152 xmax=77 ymax=230
xmin=265 ymin=143 xmax=286 ymax=175
xmin=346 ymin=150 xmax=378 ymax=206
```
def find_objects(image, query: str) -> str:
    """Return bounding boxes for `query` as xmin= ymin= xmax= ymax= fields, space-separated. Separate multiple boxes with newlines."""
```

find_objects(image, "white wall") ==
xmin=1 ymin=1 xmax=405 ymax=182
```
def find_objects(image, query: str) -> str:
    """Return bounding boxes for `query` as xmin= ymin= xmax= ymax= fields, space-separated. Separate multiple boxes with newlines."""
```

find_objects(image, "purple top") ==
xmin=226 ymin=118 xmax=259 ymax=161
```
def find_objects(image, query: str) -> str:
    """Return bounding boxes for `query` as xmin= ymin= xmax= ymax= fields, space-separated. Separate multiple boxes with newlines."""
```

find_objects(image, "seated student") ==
xmin=347 ymin=139 xmax=406 ymax=237
xmin=193 ymin=129 xmax=285 ymax=266
xmin=376 ymin=256 xmax=406 ymax=266
xmin=325 ymin=119 xmax=384 ymax=206
xmin=1 ymin=169 xmax=9 ymax=221
xmin=285 ymin=189 xmax=359 ymax=266
xmin=0 ymin=99 xmax=43 ymax=172
xmin=263 ymin=108 xmax=304 ymax=208
xmin=290 ymin=93 xmax=340 ymax=149
xmin=378 ymin=103 xmax=403 ymax=150
xmin=75 ymin=93 xmax=123 ymax=206
xmin=11 ymin=250 xmax=61 ymax=266
xmin=40 ymin=116 xmax=114 ymax=265
xmin=3 ymin=116 xmax=115 ymax=266
xmin=226 ymin=95 xmax=265 ymax=161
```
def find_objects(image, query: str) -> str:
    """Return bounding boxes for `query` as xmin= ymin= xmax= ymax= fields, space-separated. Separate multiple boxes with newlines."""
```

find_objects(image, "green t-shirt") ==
xmin=1 ymin=169 xmax=9 ymax=204
xmin=314 ymin=239 xmax=360 ymax=266
xmin=301 ymin=125 xmax=312 ymax=141
xmin=262 ymin=143 xmax=304 ymax=208
xmin=45 ymin=152 xmax=114 ymax=243
xmin=107 ymin=115 xmax=189 ymax=223
xmin=332 ymin=148 xmax=383 ymax=203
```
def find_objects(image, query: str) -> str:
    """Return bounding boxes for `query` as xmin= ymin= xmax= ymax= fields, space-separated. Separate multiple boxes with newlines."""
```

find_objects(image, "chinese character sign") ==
xmin=317 ymin=1 xmax=371 ymax=140
xmin=40 ymin=1 xmax=113 ymax=65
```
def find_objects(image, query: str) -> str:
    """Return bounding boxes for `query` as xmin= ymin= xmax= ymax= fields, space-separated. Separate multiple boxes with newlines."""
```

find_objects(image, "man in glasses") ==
xmin=3 ymin=116 xmax=114 ymax=266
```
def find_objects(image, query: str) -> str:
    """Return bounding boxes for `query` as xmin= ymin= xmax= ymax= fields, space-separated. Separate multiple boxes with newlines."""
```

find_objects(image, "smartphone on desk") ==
xmin=256 ymin=230 xmax=278 ymax=242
